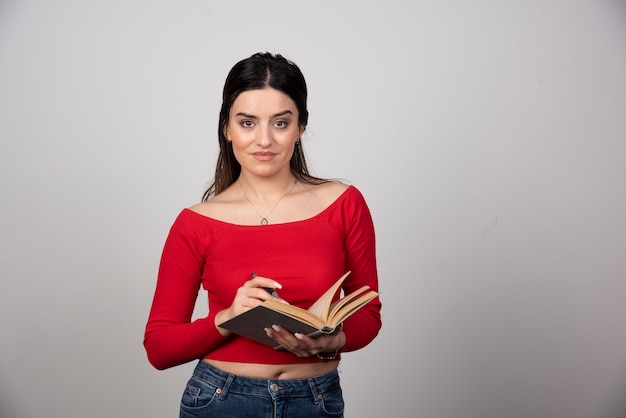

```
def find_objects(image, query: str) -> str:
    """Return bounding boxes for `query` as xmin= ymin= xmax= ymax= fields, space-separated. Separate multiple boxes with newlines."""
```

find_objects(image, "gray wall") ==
xmin=1 ymin=1 xmax=625 ymax=417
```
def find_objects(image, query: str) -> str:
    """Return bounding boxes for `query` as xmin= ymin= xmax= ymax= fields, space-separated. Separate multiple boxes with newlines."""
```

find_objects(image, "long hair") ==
xmin=202 ymin=52 xmax=326 ymax=201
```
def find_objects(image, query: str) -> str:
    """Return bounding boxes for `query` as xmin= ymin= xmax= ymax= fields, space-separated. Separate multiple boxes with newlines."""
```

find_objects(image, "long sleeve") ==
xmin=143 ymin=212 xmax=227 ymax=370
xmin=338 ymin=188 xmax=382 ymax=352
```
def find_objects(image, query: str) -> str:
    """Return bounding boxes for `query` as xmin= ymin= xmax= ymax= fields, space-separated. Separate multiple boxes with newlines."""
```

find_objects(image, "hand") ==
xmin=264 ymin=324 xmax=344 ymax=358
xmin=215 ymin=274 xmax=284 ymax=335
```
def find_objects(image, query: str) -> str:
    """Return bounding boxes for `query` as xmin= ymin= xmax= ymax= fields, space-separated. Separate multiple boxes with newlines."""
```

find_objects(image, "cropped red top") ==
xmin=144 ymin=185 xmax=381 ymax=370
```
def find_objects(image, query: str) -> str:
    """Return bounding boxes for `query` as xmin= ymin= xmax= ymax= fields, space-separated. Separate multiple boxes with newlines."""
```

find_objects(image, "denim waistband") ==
xmin=193 ymin=361 xmax=341 ymax=398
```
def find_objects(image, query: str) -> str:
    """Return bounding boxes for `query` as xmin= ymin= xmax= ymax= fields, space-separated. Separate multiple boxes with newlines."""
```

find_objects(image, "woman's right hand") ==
xmin=214 ymin=274 xmax=284 ymax=335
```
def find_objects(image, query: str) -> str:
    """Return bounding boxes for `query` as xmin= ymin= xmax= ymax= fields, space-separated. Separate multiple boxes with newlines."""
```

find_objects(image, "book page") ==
xmin=327 ymin=285 xmax=370 ymax=317
xmin=306 ymin=271 xmax=351 ymax=321
xmin=327 ymin=289 xmax=379 ymax=327
xmin=262 ymin=298 xmax=324 ymax=328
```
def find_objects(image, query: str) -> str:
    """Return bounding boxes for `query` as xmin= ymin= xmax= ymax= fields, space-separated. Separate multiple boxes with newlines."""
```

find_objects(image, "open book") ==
xmin=218 ymin=271 xmax=379 ymax=349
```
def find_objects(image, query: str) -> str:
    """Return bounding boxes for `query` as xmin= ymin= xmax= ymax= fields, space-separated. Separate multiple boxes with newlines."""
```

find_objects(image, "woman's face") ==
xmin=225 ymin=88 xmax=302 ymax=179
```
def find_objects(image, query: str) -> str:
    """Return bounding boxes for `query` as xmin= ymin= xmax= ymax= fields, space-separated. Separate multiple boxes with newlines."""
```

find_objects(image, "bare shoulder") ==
xmin=303 ymin=180 xmax=350 ymax=206
xmin=188 ymin=186 xmax=240 ymax=220
xmin=188 ymin=200 xmax=214 ymax=218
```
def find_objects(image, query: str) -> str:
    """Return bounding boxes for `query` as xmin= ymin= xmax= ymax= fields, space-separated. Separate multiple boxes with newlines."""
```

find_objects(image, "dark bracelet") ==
xmin=316 ymin=333 xmax=343 ymax=360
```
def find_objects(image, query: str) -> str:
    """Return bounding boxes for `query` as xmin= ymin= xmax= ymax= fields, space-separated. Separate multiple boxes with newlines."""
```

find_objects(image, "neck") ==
xmin=238 ymin=175 xmax=298 ymax=225
xmin=237 ymin=175 xmax=297 ymax=203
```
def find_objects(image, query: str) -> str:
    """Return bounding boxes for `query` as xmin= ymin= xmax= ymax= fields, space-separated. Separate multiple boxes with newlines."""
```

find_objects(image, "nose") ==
xmin=256 ymin=125 xmax=272 ymax=147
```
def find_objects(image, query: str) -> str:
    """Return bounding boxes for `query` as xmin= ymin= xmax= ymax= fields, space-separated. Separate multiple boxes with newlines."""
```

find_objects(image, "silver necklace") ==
xmin=239 ymin=179 xmax=297 ymax=225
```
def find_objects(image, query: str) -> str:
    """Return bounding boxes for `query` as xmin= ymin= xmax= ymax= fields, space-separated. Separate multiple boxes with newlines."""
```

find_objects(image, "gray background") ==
xmin=1 ymin=1 xmax=625 ymax=417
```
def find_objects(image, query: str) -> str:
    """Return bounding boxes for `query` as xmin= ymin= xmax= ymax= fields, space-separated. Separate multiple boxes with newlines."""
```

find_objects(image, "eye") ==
xmin=274 ymin=120 xmax=288 ymax=128
xmin=240 ymin=120 xmax=254 ymax=128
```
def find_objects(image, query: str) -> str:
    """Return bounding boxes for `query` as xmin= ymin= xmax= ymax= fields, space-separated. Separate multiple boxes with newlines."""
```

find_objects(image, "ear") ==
xmin=223 ymin=125 xmax=231 ymax=142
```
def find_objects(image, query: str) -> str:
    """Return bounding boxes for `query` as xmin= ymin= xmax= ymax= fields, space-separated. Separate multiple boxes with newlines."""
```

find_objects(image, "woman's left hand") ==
xmin=264 ymin=324 xmax=344 ymax=358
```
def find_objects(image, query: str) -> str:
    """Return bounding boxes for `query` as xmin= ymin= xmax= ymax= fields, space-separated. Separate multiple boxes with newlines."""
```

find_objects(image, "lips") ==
xmin=252 ymin=152 xmax=277 ymax=161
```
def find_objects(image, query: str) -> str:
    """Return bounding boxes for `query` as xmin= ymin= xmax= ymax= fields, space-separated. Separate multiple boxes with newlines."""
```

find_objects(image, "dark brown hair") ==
xmin=202 ymin=52 xmax=326 ymax=201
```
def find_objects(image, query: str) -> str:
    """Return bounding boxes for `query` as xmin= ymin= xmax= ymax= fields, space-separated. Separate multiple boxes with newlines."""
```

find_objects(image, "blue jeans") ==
xmin=179 ymin=361 xmax=344 ymax=418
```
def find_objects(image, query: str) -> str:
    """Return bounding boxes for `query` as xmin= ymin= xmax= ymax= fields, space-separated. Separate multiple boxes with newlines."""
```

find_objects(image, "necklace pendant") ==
xmin=261 ymin=218 xmax=269 ymax=226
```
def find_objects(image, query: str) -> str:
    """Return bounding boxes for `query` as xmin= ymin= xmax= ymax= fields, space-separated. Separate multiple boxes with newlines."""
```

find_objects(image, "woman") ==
xmin=144 ymin=52 xmax=381 ymax=418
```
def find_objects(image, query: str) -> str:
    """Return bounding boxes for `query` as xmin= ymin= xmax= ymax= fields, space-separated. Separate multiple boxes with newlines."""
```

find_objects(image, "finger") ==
xmin=268 ymin=326 xmax=318 ymax=357
xmin=244 ymin=274 xmax=283 ymax=292
xmin=247 ymin=287 xmax=281 ymax=302
xmin=268 ymin=325 xmax=300 ymax=348
xmin=294 ymin=332 xmax=313 ymax=344
xmin=244 ymin=275 xmax=286 ymax=303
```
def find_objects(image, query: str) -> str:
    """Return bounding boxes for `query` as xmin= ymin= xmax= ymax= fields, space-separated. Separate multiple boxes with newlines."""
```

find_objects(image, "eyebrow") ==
xmin=234 ymin=110 xmax=294 ymax=119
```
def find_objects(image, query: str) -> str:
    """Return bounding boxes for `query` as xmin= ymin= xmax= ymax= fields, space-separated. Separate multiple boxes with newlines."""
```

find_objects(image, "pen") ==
xmin=263 ymin=287 xmax=280 ymax=298
xmin=251 ymin=272 xmax=280 ymax=298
